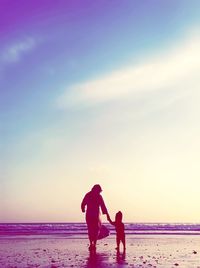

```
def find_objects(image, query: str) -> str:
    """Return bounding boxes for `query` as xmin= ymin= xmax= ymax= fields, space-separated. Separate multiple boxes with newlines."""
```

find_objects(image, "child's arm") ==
xmin=107 ymin=214 xmax=115 ymax=225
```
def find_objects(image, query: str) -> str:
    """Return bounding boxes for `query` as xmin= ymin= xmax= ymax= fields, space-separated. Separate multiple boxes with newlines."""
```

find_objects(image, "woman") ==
xmin=81 ymin=184 xmax=108 ymax=250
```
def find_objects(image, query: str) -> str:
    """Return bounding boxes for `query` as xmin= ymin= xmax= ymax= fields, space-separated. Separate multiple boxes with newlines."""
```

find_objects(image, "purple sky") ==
xmin=1 ymin=0 xmax=200 ymax=222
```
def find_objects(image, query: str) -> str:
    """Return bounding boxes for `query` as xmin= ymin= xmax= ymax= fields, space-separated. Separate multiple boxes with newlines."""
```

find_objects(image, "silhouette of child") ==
xmin=107 ymin=211 xmax=126 ymax=252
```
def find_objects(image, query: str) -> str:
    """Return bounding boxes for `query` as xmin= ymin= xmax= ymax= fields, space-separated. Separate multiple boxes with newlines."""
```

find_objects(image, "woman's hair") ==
xmin=91 ymin=184 xmax=102 ymax=193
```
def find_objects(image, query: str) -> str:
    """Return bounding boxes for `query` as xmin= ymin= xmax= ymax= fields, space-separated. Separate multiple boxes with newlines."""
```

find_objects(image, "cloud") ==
xmin=1 ymin=37 xmax=36 ymax=65
xmin=56 ymin=30 xmax=200 ymax=109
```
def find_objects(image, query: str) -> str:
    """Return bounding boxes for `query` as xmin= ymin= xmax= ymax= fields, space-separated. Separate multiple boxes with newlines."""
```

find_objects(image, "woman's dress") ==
xmin=81 ymin=191 xmax=107 ymax=241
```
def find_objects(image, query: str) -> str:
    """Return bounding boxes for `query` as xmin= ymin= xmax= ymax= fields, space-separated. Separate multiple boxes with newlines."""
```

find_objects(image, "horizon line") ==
xmin=1 ymin=221 xmax=200 ymax=224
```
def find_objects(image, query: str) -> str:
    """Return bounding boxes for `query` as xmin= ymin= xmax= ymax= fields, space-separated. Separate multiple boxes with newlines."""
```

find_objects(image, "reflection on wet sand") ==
xmin=85 ymin=249 xmax=127 ymax=267
xmin=116 ymin=250 xmax=127 ymax=266
xmin=85 ymin=250 xmax=109 ymax=267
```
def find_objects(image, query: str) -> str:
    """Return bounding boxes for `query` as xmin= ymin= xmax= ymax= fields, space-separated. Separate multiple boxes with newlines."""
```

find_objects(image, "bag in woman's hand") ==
xmin=98 ymin=225 xmax=110 ymax=239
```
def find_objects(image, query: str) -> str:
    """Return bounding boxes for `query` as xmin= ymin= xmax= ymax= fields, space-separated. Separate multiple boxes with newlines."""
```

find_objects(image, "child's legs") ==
xmin=116 ymin=236 xmax=120 ymax=249
xmin=121 ymin=236 xmax=126 ymax=250
xmin=116 ymin=236 xmax=126 ymax=251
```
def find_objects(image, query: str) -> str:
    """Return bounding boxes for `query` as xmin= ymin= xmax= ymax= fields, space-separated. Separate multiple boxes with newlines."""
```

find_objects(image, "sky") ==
xmin=1 ymin=0 xmax=200 ymax=223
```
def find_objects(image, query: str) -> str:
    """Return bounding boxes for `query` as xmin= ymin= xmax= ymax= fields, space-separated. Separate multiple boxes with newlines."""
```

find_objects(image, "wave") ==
xmin=1 ymin=223 xmax=200 ymax=236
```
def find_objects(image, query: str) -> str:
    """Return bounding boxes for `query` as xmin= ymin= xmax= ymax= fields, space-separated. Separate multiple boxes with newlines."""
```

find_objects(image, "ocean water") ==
xmin=1 ymin=223 xmax=200 ymax=237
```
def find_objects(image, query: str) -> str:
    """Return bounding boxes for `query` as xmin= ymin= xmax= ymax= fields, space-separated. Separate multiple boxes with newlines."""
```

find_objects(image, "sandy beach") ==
xmin=0 ymin=235 xmax=200 ymax=268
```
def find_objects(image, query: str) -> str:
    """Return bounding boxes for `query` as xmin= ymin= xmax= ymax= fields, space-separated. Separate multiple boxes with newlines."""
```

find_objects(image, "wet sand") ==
xmin=0 ymin=235 xmax=200 ymax=267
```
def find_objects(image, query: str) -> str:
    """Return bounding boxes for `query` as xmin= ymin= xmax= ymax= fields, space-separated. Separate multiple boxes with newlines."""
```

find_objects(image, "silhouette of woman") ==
xmin=81 ymin=184 xmax=108 ymax=251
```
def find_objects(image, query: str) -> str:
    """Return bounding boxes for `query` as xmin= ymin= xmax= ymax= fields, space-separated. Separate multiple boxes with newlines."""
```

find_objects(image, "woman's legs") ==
xmin=86 ymin=216 xmax=100 ymax=250
xmin=91 ymin=221 xmax=99 ymax=249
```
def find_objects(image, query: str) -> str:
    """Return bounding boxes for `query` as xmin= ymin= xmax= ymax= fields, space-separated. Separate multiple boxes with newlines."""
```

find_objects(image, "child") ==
xmin=107 ymin=211 xmax=126 ymax=252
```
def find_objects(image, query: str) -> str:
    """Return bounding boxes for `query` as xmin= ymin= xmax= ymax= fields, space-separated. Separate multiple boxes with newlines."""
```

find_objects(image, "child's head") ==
xmin=115 ymin=211 xmax=123 ymax=222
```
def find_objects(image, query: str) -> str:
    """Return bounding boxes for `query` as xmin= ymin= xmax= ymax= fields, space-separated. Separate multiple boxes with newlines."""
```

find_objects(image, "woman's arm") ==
xmin=81 ymin=194 xmax=88 ymax=213
xmin=107 ymin=214 xmax=115 ymax=225
xmin=99 ymin=195 xmax=108 ymax=215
